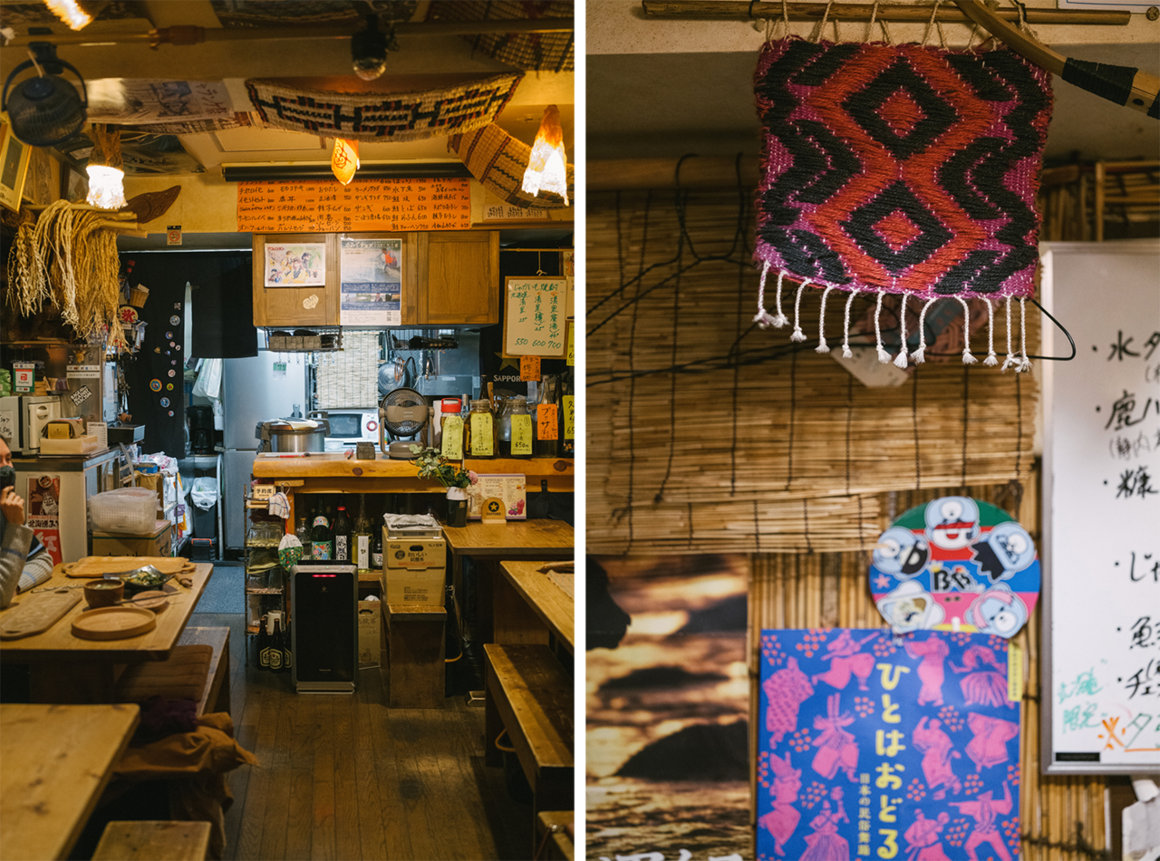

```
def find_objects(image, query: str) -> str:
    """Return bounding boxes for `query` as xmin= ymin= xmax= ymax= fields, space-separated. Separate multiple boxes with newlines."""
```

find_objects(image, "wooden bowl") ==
xmin=84 ymin=579 xmax=124 ymax=609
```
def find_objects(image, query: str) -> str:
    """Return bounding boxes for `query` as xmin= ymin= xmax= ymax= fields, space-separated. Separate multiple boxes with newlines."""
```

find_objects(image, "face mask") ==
xmin=0 ymin=465 xmax=15 ymax=493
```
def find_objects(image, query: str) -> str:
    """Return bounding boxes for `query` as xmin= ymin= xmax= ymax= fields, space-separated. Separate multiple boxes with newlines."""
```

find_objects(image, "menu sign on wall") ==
xmin=237 ymin=178 xmax=472 ymax=233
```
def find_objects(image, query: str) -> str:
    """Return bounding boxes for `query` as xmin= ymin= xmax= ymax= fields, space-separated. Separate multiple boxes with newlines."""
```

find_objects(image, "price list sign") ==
xmin=237 ymin=178 xmax=472 ymax=233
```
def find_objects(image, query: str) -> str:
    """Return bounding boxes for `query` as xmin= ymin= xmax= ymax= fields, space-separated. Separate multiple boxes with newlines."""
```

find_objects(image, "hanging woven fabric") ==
xmin=751 ymin=2 xmax=1052 ymax=372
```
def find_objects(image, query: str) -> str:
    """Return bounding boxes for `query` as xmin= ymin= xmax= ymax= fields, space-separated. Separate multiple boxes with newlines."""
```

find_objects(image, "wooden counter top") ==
xmin=499 ymin=561 xmax=575 ymax=652
xmin=252 ymin=453 xmax=573 ymax=480
xmin=442 ymin=520 xmax=574 ymax=557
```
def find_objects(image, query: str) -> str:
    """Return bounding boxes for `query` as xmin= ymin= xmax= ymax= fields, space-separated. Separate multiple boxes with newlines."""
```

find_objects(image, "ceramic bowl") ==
xmin=84 ymin=579 xmax=124 ymax=608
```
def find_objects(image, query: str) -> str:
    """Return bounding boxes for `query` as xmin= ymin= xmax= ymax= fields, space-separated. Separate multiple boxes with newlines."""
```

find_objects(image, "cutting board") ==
xmin=71 ymin=606 xmax=157 ymax=640
xmin=63 ymin=557 xmax=196 ymax=579
xmin=0 ymin=590 xmax=83 ymax=640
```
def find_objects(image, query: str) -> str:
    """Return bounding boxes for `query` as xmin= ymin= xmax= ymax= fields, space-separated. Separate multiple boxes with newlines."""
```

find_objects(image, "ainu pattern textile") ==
xmin=244 ymin=73 xmax=522 ymax=142
xmin=754 ymin=39 xmax=1052 ymax=301
xmin=450 ymin=123 xmax=574 ymax=210
xmin=427 ymin=0 xmax=574 ymax=72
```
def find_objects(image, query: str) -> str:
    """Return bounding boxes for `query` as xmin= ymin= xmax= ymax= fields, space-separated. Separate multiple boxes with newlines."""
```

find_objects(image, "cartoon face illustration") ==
xmin=971 ymin=521 xmax=1036 ymax=585
xmin=876 ymin=581 xmax=946 ymax=634
xmin=924 ymin=496 xmax=981 ymax=551
xmin=873 ymin=526 xmax=929 ymax=578
xmin=965 ymin=586 xmax=1029 ymax=638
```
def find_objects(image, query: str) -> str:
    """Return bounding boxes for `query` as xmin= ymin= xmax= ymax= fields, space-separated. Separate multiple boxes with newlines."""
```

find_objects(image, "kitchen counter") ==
xmin=252 ymin=453 xmax=573 ymax=491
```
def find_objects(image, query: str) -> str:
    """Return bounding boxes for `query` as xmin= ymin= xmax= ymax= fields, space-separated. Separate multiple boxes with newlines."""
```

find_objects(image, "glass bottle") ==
xmin=534 ymin=375 xmax=559 ymax=457
xmin=467 ymin=398 xmax=494 ymax=458
xmin=439 ymin=398 xmax=464 ymax=461
xmin=268 ymin=616 xmax=285 ymax=671
xmin=295 ymin=515 xmax=311 ymax=560
xmin=353 ymin=495 xmax=373 ymax=573
xmin=258 ymin=613 xmax=271 ymax=669
xmin=281 ymin=620 xmax=293 ymax=671
xmin=559 ymin=371 xmax=575 ymax=458
xmin=371 ymin=532 xmax=383 ymax=571
xmin=333 ymin=504 xmax=353 ymax=562
xmin=501 ymin=396 xmax=533 ymax=458
xmin=311 ymin=511 xmax=332 ymax=560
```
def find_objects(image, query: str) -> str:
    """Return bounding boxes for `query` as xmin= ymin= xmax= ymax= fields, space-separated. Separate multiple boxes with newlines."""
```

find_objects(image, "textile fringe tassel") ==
xmin=841 ymin=288 xmax=859 ymax=359
xmin=874 ymin=290 xmax=891 ymax=363
xmin=1001 ymin=296 xmax=1019 ymax=372
xmin=1018 ymin=297 xmax=1032 ymax=373
xmin=754 ymin=262 xmax=778 ymax=328
xmin=984 ymin=299 xmax=999 ymax=366
xmin=957 ymin=296 xmax=978 ymax=364
xmin=911 ymin=297 xmax=938 ymax=364
xmin=893 ymin=294 xmax=909 ymax=369
xmin=816 ymin=285 xmax=836 ymax=353
xmin=790 ymin=279 xmax=809 ymax=342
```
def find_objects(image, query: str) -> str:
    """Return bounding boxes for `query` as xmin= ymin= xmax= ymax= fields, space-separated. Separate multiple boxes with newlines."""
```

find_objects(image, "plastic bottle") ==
xmin=311 ymin=512 xmax=332 ymax=560
xmin=333 ymin=504 xmax=353 ymax=562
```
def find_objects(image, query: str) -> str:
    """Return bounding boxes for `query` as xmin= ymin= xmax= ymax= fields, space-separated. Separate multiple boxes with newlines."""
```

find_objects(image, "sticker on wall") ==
xmin=170 ymin=315 xmax=181 ymax=326
xmin=149 ymin=379 xmax=162 ymax=392
xmin=69 ymin=385 xmax=93 ymax=406
xmin=160 ymin=397 xmax=170 ymax=408
xmin=303 ymin=294 xmax=319 ymax=309
xmin=869 ymin=497 xmax=1039 ymax=638
xmin=757 ymin=629 xmax=1021 ymax=861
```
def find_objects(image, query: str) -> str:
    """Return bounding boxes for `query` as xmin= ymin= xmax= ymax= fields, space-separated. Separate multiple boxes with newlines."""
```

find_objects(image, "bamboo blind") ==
xmin=587 ymin=190 xmax=1039 ymax=555
xmin=1039 ymin=160 xmax=1160 ymax=243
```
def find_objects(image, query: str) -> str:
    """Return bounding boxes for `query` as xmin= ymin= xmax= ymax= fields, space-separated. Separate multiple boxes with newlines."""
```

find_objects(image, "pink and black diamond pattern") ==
xmin=753 ymin=38 xmax=1053 ymax=299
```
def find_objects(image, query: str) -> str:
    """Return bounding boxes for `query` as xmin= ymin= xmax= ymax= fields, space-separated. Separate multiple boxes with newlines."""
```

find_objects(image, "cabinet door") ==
xmin=252 ymin=234 xmax=338 ymax=327
xmin=415 ymin=231 xmax=499 ymax=325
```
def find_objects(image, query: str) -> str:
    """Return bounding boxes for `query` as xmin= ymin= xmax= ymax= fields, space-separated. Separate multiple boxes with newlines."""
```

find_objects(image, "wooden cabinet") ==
xmin=412 ymin=230 xmax=500 ymax=325
xmin=251 ymin=234 xmax=338 ymax=327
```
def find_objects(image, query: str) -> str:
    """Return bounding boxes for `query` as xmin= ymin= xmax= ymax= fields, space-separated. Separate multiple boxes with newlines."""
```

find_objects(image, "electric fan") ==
xmin=379 ymin=387 xmax=431 ymax=459
xmin=2 ymin=43 xmax=88 ymax=147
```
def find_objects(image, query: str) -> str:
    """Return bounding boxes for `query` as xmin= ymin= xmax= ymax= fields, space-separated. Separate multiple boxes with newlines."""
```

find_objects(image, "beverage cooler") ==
xmin=290 ymin=562 xmax=357 ymax=693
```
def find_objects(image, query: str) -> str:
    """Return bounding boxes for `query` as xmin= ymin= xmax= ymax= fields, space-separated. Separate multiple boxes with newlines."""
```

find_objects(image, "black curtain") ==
xmin=188 ymin=252 xmax=256 ymax=359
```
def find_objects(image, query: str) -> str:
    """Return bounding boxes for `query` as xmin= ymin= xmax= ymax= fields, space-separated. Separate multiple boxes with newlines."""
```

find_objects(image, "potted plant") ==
xmin=410 ymin=445 xmax=477 ymax=527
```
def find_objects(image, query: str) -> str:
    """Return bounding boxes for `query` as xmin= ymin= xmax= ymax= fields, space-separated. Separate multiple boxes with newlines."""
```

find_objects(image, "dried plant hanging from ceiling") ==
xmin=751 ymin=6 xmax=1052 ymax=374
xmin=209 ymin=1 xmax=418 ymax=28
xmin=426 ymin=0 xmax=574 ymax=73
xmin=244 ymin=72 xmax=522 ymax=142
xmin=451 ymin=122 xmax=573 ymax=210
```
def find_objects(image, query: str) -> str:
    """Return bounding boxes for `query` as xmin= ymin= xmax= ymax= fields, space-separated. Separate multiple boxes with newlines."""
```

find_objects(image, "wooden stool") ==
xmin=92 ymin=821 xmax=211 ymax=860
xmin=385 ymin=604 xmax=446 ymax=709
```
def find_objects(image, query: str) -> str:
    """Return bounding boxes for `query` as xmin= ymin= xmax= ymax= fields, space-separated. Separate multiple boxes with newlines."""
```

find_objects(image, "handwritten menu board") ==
xmin=1041 ymin=241 xmax=1160 ymax=774
xmin=237 ymin=178 xmax=472 ymax=233
xmin=503 ymin=278 xmax=566 ymax=357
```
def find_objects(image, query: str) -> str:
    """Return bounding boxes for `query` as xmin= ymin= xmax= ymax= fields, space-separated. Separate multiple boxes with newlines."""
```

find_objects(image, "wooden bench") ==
xmin=177 ymin=627 xmax=230 ymax=717
xmin=386 ymin=604 xmax=446 ymax=709
xmin=92 ymin=820 xmax=211 ymax=860
xmin=535 ymin=811 xmax=574 ymax=861
xmin=113 ymin=627 xmax=230 ymax=718
xmin=483 ymin=642 xmax=573 ymax=849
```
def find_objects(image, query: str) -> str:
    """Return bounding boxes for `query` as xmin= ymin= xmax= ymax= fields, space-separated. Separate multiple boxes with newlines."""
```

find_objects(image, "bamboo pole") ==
xmin=640 ymin=1 xmax=1130 ymax=25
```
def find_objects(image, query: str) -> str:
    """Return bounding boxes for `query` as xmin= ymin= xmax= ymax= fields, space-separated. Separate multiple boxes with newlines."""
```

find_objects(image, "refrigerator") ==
xmin=221 ymin=353 xmax=308 ymax=551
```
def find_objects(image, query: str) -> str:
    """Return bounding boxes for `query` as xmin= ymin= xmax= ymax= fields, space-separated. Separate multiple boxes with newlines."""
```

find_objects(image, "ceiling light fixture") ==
xmin=521 ymin=105 xmax=568 ymax=206
xmin=351 ymin=15 xmax=397 ymax=82
xmin=43 ymin=0 xmax=95 ymax=31
xmin=1 ymin=43 xmax=88 ymax=146
xmin=331 ymin=138 xmax=360 ymax=185
xmin=85 ymin=123 xmax=125 ymax=210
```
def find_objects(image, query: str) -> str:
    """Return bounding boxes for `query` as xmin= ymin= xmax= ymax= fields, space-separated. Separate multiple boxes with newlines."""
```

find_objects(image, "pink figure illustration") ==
xmin=904 ymin=636 xmax=950 ymax=706
xmin=763 ymin=656 xmax=815 ymax=746
xmin=965 ymin=713 xmax=1020 ymax=772
xmin=903 ymin=810 xmax=952 ymax=861
xmin=759 ymin=752 xmax=802 ymax=858
xmin=811 ymin=693 xmax=860 ymax=782
xmin=801 ymin=789 xmax=850 ymax=861
xmin=949 ymin=781 xmax=1014 ymax=861
xmin=912 ymin=717 xmax=962 ymax=799
xmin=951 ymin=645 xmax=1012 ymax=709
xmin=811 ymin=630 xmax=877 ymax=691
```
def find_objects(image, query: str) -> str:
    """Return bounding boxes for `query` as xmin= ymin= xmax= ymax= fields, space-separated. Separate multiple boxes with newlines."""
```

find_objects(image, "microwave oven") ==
xmin=318 ymin=410 xmax=378 ymax=452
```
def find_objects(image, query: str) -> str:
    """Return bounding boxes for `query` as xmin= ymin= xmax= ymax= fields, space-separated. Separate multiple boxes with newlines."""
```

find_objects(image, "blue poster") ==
xmin=757 ymin=629 xmax=1021 ymax=861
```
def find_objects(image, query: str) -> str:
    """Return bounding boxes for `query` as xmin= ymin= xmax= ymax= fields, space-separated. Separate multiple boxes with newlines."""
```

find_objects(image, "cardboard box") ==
xmin=383 ymin=529 xmax=446 ymax=570
xmin=384 ymin=566 xmax=446 ymax=605
xmin=358 ymin=599 xmax=385 ymax=668
xmin=91 ymin=519 xmax=173 ymax=557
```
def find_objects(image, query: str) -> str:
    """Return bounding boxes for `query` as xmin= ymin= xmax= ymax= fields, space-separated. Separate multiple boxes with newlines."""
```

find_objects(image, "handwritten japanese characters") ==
xmin=758 ymin=629 xmax=1021 ymax=861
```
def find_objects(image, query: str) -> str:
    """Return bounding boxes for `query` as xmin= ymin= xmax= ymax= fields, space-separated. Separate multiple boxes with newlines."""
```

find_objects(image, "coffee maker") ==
xmin=187 ymin=405 xmax=215 ymax=454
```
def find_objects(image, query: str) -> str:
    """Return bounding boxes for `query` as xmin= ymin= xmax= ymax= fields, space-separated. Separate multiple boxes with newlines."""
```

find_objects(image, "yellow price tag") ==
xmin=511 ymin=414 xmax=533 ymax=456
xmin=441 ymin=415 xmax=464 ymax=460
xmin=566 ymin=322 xmax=575 ymax=366
xmin=563 ymin=395 xmax=574 ymax=440
xmin=469 ymin=412 xmax=494 ymax=456
xmin=1007 ymin=642 xmax=1023 ymax=702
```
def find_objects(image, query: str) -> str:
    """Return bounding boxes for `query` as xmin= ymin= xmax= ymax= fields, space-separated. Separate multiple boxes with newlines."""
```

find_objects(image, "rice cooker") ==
xmin=256 ymin=419 xmax=330 ymax=453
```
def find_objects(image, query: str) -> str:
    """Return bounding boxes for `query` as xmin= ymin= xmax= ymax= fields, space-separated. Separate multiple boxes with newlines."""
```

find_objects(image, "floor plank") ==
xmin=331 ymin=694 xmax=362 ymax=861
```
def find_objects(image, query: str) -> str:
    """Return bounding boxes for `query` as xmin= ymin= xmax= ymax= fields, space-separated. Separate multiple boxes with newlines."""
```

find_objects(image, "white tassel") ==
xmin=753 ymin=262 xmax=777 ymax=328
xmin=911 ymin=297 xmax=937 ymax=364
xmin=790 ymin=279 xmax=809 ymax=342
xmin=874 ymin=291 xmax=891 ymax=363
xmin=816 ymin=286 xmax=835 ymax=353
xmin=893 ymin=294 xmax=909 ymax=369
xmin=983 ymin=298 xmax=998 ymax=366
xmin=841 ymin=288 xmax=859 ymax=359
xmin=772 ymin=270 xmax=789 ymax=328
xmin=1017 ymin=297 xmax=1032 ymax=373
xmin=957 ymin=296 xmax=978 ymax=364
xmin=1000 ymin=295 xmax=1018 ymax=372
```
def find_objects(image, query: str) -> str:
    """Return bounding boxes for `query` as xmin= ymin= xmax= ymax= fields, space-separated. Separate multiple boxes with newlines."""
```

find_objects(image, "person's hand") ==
xmin=0 ymin=487 xmax=26 ymax=526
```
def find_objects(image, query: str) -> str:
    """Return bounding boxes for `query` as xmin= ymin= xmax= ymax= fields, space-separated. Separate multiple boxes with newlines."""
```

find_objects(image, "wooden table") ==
xmin=0 ymin=702 xmax=140 ymax=860
xmin=442 ymin=520 xmax=574 ymax=643
xmin=496 ymin=561 xmax=575 ymax=654
xmin=0 ymin=562 xmax=213 ymax=703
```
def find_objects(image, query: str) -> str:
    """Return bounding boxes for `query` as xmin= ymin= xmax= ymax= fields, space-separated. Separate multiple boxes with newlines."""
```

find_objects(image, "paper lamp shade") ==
xmin=331 ymin=138 xmax=359 ymax=185
xmin=521 ymin=105 xmax=568 ymax=205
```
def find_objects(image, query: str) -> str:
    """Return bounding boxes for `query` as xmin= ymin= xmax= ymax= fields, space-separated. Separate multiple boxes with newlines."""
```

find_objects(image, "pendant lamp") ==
xmin=521 ymin=105 xmax=568 ymax=206
xmin=85 ymin=124 xmax=126 ymax=210
xmin=332 ymin=138 xmax=360 ymax=185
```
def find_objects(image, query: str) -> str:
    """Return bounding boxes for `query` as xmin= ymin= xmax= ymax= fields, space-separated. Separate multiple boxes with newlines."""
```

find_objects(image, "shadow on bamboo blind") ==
xmin=587 ymin=189 xmax=1040 ymax=555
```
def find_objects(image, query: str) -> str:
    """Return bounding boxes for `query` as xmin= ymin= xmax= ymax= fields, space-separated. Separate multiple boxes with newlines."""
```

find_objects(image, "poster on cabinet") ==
xmin=339 ymin=237 xmax=402 ymax=326
xmin=263 ymin=242 xmax=325 ymax=287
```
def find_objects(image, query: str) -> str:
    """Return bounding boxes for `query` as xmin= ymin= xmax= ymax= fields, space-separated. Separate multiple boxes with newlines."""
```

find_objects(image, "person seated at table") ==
xmin=1 ymin=435 xmax=53 ymax=610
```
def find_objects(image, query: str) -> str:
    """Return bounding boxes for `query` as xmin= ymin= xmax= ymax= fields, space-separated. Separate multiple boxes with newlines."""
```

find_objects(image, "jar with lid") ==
xmin=438 ymin=398 xmax=464 ymax=460
xmin=497 ymin=396 xmax=532 ymax=458
xmin=466 ymin=398 xmax=494 ymax=458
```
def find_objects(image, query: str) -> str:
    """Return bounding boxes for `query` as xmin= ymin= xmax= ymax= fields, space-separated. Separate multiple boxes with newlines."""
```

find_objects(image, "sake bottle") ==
xmin=559 ymin=371 xmax=574 ymax=458
xmin=311 ymin=511 xmax=332 ymax=560
xmin=353 ymin=495 xmax=373 ymax=573
xmin=268 ymin=616 xmax=284 ymax=671
xmin=258 ymin=614 xmax=271 ymax=669
xmin=333 ymin=504 xmax=353 ymax=562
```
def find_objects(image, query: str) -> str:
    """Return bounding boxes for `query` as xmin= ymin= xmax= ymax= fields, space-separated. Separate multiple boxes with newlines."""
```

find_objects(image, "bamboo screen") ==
xmin=587 ymin=190 xmax=1038 ymax=555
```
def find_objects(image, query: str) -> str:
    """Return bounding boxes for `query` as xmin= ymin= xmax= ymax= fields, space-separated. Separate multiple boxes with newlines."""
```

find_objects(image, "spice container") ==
xmin=466 ymin=398 xmax=494 ymax=458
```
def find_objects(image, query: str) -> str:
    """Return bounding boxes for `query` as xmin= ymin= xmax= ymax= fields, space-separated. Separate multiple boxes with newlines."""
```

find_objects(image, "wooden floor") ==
xmin=195 ymin=612 xmax=534 ymax=861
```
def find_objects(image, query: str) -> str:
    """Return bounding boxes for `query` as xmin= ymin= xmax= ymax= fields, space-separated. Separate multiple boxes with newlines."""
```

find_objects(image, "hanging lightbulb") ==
xmin=44 ymin=0 xmax=93 ymax=31
xmin=521 ymin=105 xmax=568 ymax=206
xmin=85 ymin=124 xmax=126 ymax=210
xmin=331 ymin=138 xmax=360 ymax=185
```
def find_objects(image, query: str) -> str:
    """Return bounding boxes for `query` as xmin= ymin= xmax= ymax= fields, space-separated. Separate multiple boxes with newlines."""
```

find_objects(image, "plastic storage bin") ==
xmin=88 ymin=487 xmax=158 ymax=535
